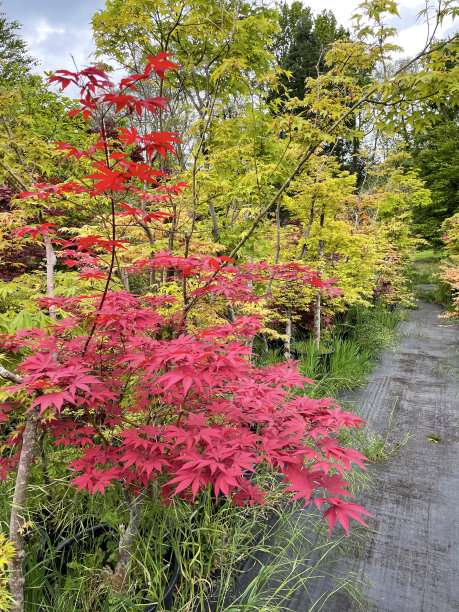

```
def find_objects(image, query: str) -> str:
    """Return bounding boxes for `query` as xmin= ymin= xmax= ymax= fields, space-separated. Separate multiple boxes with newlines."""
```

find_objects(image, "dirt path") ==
xmin=225 ymin=299 xmax=459 ymax=611
xmin=303 ymin=299 xmax=459 ymax=611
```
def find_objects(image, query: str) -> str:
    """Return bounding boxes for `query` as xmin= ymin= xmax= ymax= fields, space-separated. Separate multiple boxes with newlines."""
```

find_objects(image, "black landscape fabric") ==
xmin=227 ymin=299 xmax=459 ymax=611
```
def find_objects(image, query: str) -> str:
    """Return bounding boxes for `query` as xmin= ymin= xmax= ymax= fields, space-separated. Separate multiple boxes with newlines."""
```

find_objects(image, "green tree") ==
xmin=410 ymin=112 xmax=459 ymax=243
xmin=91 ymin=0 xmax=279 ymax=258
xmin=271 ymin=2 xmax=347 ymax=101
xmin=0 ymin=3 xmax=38 ymax=86
xmin=92 ymin=0 xmax=277 ymax=128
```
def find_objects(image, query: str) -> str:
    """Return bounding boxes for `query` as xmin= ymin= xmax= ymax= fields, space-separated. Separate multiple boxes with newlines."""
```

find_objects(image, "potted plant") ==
xmin=30 ymin=520 xmax=179 ymax=611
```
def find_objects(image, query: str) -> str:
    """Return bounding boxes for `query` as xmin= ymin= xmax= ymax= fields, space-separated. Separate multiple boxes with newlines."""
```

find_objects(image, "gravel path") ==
xmin=226 ymin=300 xmax=459 ymax=611
xmin=303 ymin=299 xmax=459 ymax=611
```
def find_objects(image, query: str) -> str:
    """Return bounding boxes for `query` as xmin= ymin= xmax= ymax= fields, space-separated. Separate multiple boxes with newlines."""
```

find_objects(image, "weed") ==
xmin=430 ymin=358 xmax=459 ymax=382
xmin=414 ymin=282 xmax=452 ymax=307
xmin=405 ymin=249 xmax=455 ymax=309
xmin=405 ymin=250 xmax=444 ymax=285
xmin=410 ymin=250 xmax=444 ymax=263
xmin=338 ymin=399 xmax=410 ymax=465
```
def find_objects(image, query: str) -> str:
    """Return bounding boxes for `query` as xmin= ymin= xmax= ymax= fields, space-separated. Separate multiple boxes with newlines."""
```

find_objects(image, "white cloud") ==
xmin=26 ymin=23 xmax=95 ymax=78
xmin=299 ymin=0 xmax=457 ymax=58
xmin=29 ymin=19 xmax=65 ymax=45
xmin=396 ymin=19 xmax=455 ymax=56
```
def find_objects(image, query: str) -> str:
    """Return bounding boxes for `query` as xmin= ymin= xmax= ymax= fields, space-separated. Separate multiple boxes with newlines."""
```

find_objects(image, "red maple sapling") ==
xmin=0 ymin=57 xmax=373 ymax=608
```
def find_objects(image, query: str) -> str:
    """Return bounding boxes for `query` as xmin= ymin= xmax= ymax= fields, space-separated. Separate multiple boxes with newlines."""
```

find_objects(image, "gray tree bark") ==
xmin=284 ymin=310 xmax=292 ymax=360
xmin=110 ymin=489 xmax=146 ymax=593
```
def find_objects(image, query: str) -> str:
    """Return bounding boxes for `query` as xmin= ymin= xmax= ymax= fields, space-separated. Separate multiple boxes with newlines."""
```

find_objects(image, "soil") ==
xmin=228 ymin=299 xmax=459 ymax=611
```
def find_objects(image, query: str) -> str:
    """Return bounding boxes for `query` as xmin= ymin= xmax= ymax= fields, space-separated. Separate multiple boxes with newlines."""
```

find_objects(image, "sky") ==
xmin=1 ymin=0 xmax=458 ymax=79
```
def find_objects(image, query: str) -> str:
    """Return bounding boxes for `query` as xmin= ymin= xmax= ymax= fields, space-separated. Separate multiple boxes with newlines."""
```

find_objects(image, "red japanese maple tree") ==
xmin=0 ymin=57 xmax=372 ymax=609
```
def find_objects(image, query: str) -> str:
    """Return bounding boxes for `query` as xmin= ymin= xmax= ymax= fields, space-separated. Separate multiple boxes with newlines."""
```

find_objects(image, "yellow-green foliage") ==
xmin=0 ymin=78 xmax=85 ymax=190
xmin=442 ymin=213 xmax=459 ymax=257
xmin=282 ymin=156 xmax=381 ymax=311
xmin=92 ymin=0 xmax=277 ymax=94
xmin=0 ymin=270 xmax=105 ymax=335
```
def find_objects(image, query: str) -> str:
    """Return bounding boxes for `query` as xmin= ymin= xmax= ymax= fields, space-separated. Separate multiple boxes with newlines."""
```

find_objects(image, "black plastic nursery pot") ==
xmin=267 ymin=337 xmax=285 ymax=352
xmin=34 ymin=523 xmax=180 ymax=612
xmin=338 ymin=324 xmax=354 ymax=340
xmin=317 ymin=345 xmax=335 ymax=370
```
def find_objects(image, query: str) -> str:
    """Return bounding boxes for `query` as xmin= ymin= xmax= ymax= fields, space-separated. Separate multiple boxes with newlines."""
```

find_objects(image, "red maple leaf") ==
xmin=314 ymin=498 xmax=375 ymax=535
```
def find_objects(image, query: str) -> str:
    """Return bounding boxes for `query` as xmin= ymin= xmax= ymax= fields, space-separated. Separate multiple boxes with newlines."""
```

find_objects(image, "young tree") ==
xmin=91 ymin=0 xmax=279 ymax=257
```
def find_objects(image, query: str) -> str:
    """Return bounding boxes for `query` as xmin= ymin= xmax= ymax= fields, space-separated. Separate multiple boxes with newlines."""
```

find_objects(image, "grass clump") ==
xmin=338 ymin=399 xmax=410 ymax=465
xmin=298 ymin=338 xmax=373 ymax=399
xmin=255 ymin=303 xmax=404 ymax=399
xmin=1 ymin=456 xmax=370 ymax=612
xmin=293 ymin=304 xmax=405 ymax=399
xmin=406 ymin=249 xmax=444 ymax=285
xmin=206 ymin=500 xmax=370 ymax=612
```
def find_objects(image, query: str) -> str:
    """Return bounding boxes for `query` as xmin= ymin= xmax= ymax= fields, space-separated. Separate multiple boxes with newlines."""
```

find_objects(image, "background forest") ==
xmin=0 ymin=0 xmax=457 ymax=610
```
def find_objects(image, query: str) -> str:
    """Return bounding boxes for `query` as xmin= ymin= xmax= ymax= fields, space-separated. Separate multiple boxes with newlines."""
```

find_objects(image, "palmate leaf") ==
xmin=314 ymin=498 xmax=375 ymax=535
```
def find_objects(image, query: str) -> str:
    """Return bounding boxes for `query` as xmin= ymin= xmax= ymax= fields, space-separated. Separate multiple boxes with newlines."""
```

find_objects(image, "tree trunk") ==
xmin=313 ymin=291 xmax=321 ymax=350
xmin=0 ymin=366 xmax=39 ymax=612
xmin=351 ymin=135 xmax=360 ymax=177
xmin=110 ymin=489 xmax=146 ymax=594
xmin=267 ymin=201 xmax=281 ymax=295
xmin=43 ymin=233 xmax=57 ymax=321
xmin=284 ymin=310 xmax=292 ymax=360
xmin=120 ymin=268 xmax=130 ymax=292
xmin=138 ymin=219 xmax=156 ymax=289
xmin=262 ymin=333 xmax=269 ymax=354
xmin=313 ymin=236 xmax=325 ymax=350
xmin=208 ymin=200 xmax=220 ymax=243
xmin=248 ymin=335 xmax=255 ymax=361
xmin=168 ymin=202 xmax=177 ymax=251
xmin=299 ymin=200 xmax=315 ymax=260
xmin=8 ymin=407 xmax=40 ymax=612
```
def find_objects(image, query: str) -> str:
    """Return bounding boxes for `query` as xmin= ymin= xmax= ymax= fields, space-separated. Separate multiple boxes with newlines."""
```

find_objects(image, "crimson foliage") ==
xmin=0 ymin=58 xmax=373 ymax=535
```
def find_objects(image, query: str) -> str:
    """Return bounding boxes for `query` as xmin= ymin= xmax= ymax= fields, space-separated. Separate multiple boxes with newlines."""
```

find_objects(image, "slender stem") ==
xmin=81 ymin=127 xmax=117 ymax=358
xmin=0 ymin=366 xmax=22 ymax=384
xmin=284 ymin=310 xmax=292 ymax=360
xmin=266 ymin=200 xmax=281 ymax=295
xmin=43 ymin=233 xmax=57 ymax=321
xmin=0 ymin=159 xmax=28 ymax=191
